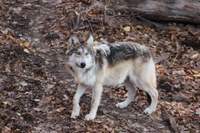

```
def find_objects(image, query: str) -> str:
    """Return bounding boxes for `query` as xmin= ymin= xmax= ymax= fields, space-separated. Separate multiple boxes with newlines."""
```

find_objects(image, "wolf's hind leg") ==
xmin=116 ymin=80 xmax=136 ymax=109
xmin=143 ymin=88 xmax=158 ymax=114
xmin=139 ymin=59 xmax=158 ymax=114
xmin=138 ymin=81 xmax=158 ymax=114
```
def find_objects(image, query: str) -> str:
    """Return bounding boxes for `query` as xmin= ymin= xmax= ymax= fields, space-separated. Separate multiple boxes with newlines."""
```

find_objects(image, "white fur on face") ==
xmin=68 ymin=47 xmax=94 ymax=70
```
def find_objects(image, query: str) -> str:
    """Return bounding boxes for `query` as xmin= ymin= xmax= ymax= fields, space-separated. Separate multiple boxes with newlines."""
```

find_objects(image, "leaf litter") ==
xmin=0 ymin=0 xmax=200 ymax=132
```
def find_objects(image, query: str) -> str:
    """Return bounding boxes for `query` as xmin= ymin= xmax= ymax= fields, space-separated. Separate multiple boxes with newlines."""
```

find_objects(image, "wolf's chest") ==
xmin=74 ymin=70 xmax=96 ymax=87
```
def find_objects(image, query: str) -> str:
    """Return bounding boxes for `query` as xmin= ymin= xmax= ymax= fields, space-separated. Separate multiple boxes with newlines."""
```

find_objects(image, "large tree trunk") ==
xmin=109 ymin=0 xmax=200 ymax=24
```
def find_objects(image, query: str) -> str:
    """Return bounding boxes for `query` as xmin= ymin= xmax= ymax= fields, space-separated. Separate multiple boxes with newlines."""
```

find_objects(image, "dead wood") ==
xmin=108 ymin=0 xmax=200 ymax=24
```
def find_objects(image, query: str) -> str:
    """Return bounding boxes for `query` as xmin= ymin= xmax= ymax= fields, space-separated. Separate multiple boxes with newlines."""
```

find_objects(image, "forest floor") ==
xmin=0 ymin=0 xmax=200 ymax=132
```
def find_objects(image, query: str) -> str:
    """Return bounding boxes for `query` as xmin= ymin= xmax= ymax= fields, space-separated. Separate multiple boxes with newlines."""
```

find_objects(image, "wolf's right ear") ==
xmin=86 ymin=34 xmax=94 ymax=46
xmin=68 ymin=35 xmax=79 ymax=45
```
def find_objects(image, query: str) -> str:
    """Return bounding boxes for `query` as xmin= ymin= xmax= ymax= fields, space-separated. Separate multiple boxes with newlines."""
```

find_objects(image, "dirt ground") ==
xmin=0 ymin=0 xmax=200 ymax=133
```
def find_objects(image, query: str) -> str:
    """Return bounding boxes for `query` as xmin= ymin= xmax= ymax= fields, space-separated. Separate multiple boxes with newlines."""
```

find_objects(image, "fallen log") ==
xmin=108 ymin=0 xmax=200 ymax=24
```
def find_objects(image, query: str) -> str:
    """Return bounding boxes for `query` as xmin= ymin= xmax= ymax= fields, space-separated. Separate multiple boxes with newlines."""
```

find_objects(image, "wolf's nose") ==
xmin=80 ymin=62 xmax=86 ymax=68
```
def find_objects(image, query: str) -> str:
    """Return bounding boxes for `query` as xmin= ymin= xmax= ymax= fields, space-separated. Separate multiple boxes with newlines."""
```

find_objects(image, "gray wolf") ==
xmin=65 ymin=34 xmax=158 ymax=121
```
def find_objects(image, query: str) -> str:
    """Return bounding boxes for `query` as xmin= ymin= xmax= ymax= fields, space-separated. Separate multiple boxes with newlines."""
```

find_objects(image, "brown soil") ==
xmin=0 ymin=0 xmax=199 ymax=132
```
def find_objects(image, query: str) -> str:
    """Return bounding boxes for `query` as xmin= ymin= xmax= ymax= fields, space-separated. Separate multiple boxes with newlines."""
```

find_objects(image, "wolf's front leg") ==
xmin=71 ymin=84 xmax=87 ymax=119
xmin=85 ymin=84 xmax=103 ymax=121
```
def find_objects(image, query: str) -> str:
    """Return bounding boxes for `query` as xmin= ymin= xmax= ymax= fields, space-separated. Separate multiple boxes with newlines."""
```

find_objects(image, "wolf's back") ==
xmin=104 ymin=42 xmax=152 ymax=65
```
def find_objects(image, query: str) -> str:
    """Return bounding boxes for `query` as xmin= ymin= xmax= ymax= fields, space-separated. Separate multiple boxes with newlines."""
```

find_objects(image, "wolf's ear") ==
xmin=86 ymin=35 xmax=94 ymax=46
xmin=68 ymin=35 xmax=79 ymax=45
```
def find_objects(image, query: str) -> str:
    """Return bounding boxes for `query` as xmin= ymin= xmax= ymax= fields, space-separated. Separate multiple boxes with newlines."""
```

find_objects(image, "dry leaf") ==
xmin=24 ymin=48 xmax=30 ymax=54
xmin=56 ymin=107 xmax=66 ymax=113
xmin=196 ymin=108 xmax=200 ymax=115
xmin=19 ymin=81 xmax=28 ymax=87
xmin=123 ymin=26 xmax=131 ymax=32
xmin=21 ymin=41 xmax=31 ymax=48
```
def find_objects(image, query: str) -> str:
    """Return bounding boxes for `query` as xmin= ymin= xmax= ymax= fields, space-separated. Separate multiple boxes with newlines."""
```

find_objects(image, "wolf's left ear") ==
xmin=86 ymin=35 xmax=94 ymax=46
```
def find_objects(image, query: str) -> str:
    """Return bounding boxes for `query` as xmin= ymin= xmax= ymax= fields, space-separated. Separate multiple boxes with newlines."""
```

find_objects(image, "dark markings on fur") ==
xmin=66 ymin=42 xmax=152 ymax=72
xmin=143 ymin=50 xmax=152 ymax=61
xmin=106 ymin=43 xmax=151 ymax=66
xmin=83 ymin=45 xmax=94 ymax=56
xmin=70 ymin=66 xmax=75 ymax=73
xmin=66 ymin=48 xmax=76 ymax=56
xmin=67 ymin=43 xmax=93 ymax=56
xmin=66 ymin=45 xmax=80 ymax=56
xmin=95 ymin=49 xmax=104 ymax=69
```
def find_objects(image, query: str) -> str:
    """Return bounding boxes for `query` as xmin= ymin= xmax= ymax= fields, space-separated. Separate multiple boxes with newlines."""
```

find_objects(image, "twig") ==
xmin=66 ymin=10 xmax=81 ymax=29
xmin=171 ymin=42 xmax=180 ymax=67
xmin=81 ymin=19 xmax=94 ymax=35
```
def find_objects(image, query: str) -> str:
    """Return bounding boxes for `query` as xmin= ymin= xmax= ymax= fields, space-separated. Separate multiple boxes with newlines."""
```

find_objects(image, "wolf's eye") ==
xmin=76 ymin=52 xmax=81 ymax=55
xmin=85 ymin=53 xmax=89 ymax=55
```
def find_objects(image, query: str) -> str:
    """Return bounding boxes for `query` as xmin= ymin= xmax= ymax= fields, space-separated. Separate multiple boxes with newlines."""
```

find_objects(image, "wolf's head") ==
xmin=66 ymin=34 xmax=95 ymax=71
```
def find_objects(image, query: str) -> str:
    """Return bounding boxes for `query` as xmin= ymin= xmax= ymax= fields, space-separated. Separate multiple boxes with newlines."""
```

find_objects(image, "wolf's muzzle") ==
xmin=76 ymin=62 xmax=86 ymax=68
xmin=80 ymin=62 xmax=86 ymax=68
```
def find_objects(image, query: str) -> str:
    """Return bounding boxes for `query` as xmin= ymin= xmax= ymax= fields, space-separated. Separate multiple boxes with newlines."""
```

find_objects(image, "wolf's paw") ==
xmin=71 ymin=112 xmax=79 ymax=119
xmin=144 ymin=107 xmax=155 ymax=114
xmin=116 ymin=102 xmax=128 ymax=109
xmin=70 ymin=107 xmax=80 ymax=119
xmin=84 ymin=113 xmax=96 ymax=121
